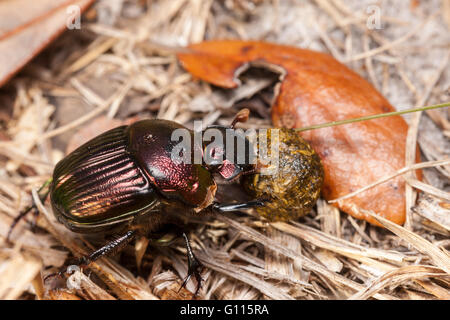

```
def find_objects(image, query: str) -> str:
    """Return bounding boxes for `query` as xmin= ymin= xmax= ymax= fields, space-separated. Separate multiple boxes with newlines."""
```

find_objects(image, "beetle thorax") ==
xmin=127 ymin=120 xmax=217 ymax=212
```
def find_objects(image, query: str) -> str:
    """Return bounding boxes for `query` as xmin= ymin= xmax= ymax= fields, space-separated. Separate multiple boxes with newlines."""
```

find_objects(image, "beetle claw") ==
xmin=179 ymin=260 xmax=204 ymax=297
xmin=180 ymin=233 xmax=204 ymax=297
xmin=44 ymin=260 xmax=88 ymax=283
xmin=193 ymin=266 xmax=204 ymax=297
xmin=179 ymin=274 xmax=191 ymax=292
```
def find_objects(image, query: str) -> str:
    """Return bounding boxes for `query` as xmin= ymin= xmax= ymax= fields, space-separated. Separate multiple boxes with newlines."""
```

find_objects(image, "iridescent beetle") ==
xmin=8 ymin=109 xmax=264 ymax=295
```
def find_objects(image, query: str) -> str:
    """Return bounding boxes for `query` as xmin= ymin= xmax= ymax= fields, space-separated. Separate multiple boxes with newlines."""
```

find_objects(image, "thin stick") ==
xmin=295 ymin=102 xmax=450 ymax=132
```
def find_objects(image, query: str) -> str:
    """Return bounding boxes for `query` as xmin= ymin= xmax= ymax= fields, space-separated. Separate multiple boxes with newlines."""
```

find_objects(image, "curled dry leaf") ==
xmin=177 ymin=40 xmax=421 ymax=226
xmin=0 ymin=0 xmax=95 ymax=87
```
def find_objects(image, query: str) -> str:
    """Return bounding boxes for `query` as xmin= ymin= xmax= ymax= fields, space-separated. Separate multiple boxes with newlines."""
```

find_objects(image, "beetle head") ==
xmin=202 ymin=109 xmax=257 ymax=180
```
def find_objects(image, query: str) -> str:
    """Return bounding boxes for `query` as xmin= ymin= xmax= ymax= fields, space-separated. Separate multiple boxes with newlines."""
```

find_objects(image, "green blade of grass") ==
xmin=295 ymin=102 xmax=450 ymax=132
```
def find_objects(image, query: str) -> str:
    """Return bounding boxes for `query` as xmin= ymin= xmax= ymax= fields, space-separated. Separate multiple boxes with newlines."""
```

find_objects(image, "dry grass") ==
xmin=0 ymin=0 xmax=449 ymax=300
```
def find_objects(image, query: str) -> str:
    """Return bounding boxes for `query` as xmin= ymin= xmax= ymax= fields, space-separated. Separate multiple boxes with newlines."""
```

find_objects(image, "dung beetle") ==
xmin=8 ymin=109 xmax=264 ymax=295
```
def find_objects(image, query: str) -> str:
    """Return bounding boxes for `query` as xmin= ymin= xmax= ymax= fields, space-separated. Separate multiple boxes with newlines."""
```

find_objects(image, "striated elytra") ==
xmin=51 ymin=120 xmax=217 ymax=233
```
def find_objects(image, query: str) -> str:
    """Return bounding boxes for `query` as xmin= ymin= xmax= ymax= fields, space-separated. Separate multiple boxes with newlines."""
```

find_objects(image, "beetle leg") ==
xmin=212 ymin=199 xmax=267 ymax=212
xmin=44 ymin=230 xmax=137 ymax=282
xmin=7 ymin=181 xmax=51 ymax=242
xmin=7 ymin=205 xmax=35 ymax=242
xmin=179 ymin=232 xmax=203 ymax=296
xmin=78 ymin=230 xmax=137 ymax=267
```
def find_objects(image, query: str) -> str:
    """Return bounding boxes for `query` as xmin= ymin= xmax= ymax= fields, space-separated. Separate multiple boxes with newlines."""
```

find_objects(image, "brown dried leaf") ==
xmin=0 ymin=0 xmax=95 ymax=87
xmin=177 ymin=40 xmax=421 ymax=226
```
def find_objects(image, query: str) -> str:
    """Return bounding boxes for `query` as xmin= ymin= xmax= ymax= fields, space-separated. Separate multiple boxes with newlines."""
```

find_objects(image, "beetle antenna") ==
xmin=230 ymin=108 xmax=250 ymax=128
